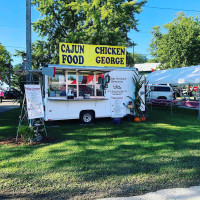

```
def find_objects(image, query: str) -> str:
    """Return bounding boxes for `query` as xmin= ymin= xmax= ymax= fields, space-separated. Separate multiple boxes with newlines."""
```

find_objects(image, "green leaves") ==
xmin=149 ymin=12 xmax=200 ymax=69
xmin=18 ymin=125 xmax=35 ymax=143
xmin=14 ymin=41 xmax=51 ymax=69
xmin=127 ymin=52 xmax=148 ymax=67
xmin=0 ymin=43 xmax=12 ymax=83
xmin=131 ymin=71 xmax=146 ymax=116
xmin=32 ymin=0 xmax=147 ymax=66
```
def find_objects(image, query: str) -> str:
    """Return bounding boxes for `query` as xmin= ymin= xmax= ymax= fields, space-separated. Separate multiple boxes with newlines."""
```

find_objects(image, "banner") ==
xmin=59 ymin=43 xmax=126 ymax=67
xmin=25 ymin=85 xmax=44 ymax=119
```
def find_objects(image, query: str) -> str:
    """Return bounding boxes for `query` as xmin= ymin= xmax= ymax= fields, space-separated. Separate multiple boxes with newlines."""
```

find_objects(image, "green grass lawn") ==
xmin=0 ymin=107 xmax=200 ymax=199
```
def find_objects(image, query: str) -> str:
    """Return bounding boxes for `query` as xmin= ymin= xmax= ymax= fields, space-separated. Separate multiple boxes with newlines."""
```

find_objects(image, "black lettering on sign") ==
xmin=79 ymin=56 xmax=84 ymax=64
xmin=120 ymin=58 xmax=124 ymax=64
xmin=61 ymin=44 xmax=84 ymax=54
xmin=116 ymin=58 xmax=120 ymax=64
xmin=95 ymin=47 xmax=100 ymax=54
xmin=101 ymin=57 xmax=105 ymax=64
xmin=111 ymin=57 xmax=115 ymax=64
xmin=94 ymin=47 xmax=125 ymax=55
xmin=73 ymin=55 xmax=78 ymax=64
xmin=108 ymin=48 xmax=112 ymax=54
xmin=95 ymin=56 xmax=124 ymax=65
xmin=62 ymin=55 xmax=84 ymax=65
xmin=112 ymin=48 xmax=116 ymax=55
xmin=121 ymin=48 xmax=125 ymax=55
xmin=106 ymin=57 xmax=110 ymax=64
xmin=62 ymin=55 xmax=67 ymax=63
xmin=66 ymin=44 xmax=70 ymax=53
xmin=61 ymin=44 xmax=65 ymax=53
xmin=80 ymin=45 xmax=84 ymax=54
xmin=67 ymin=55 xmax=73 ymax=63
xmin=96 ymin=56 xmax=100 ymax=63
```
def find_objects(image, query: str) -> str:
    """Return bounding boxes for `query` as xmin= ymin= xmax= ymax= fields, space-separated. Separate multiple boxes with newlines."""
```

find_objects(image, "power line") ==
xmin=5 ymin=46 xmax=26 ymax=49
xmin=144 ymin=5 xmax=200 ymax=13
xmin=0 ymin=24 xmax=25 ymax=28
xmin=138 ymin=31 xmax=150 ymax=34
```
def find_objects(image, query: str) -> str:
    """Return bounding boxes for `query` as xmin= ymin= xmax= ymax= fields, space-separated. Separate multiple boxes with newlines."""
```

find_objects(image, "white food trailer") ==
xmin=38 ymin=64 xmax=144 ymax=123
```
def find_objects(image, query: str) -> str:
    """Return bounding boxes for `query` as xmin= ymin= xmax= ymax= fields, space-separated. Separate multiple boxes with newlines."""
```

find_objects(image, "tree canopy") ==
xmin=127 ymin=52 xmax=148 ymax=66
xmin=15 ymin=41 xmax=50 ymax=69
xmin=149 ymin=12 xmax=200 ymax=69
xmin=32 ymin=0 xmax=147 ymax=66
xmin=134 ymin=53 xmax=148 ymax=64
xmin=0 ymin=43 xmax=12 ymax=83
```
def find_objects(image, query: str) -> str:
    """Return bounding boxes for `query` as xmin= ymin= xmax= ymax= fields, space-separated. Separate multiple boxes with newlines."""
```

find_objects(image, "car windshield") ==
xmin=150 ymin=86 xmax=171 ymax=92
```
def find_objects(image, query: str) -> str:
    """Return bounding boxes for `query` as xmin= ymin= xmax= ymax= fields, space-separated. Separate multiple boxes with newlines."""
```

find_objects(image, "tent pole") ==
xmin=151 ymin=86 xmax=153 ymax=111
xmin=171 ymin=88 xmax=172 ymax=115
xmin=198 ymin=86 xmax=200 ymax=120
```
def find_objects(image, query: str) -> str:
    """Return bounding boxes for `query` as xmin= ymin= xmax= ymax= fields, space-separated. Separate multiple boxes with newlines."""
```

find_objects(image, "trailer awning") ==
xmin=28 ymin=65 xmax=136 ymax=77
xmin=47 ymin=64 xmax=136 ymax=73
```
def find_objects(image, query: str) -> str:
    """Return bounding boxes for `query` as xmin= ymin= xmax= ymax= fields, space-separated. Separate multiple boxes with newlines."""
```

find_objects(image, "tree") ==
xmin=149 ymin=12 xmax=200 ymax=69
xmin=126 ymin=52 xmax=148 ymax=66
xmin=147 ymin=57 xmax=159 ymax=63
xmin=14 ymin=40 xmax=51 ymax=69
xmin=0 ymin=43 xmax=12 ymax=83
xmin=134 ymin=53 xmax=148 ymax=64
xmin=11 ymin=64 xmax=25 ymax=91
xmin=32 ymin=0 xmax=147 ymax=66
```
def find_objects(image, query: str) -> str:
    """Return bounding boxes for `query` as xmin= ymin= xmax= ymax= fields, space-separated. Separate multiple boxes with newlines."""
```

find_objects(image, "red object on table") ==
xmin=150 ymin=99 xmax=172 ymax=107
xmin=181 ymin=101 xmax=199 ymax=108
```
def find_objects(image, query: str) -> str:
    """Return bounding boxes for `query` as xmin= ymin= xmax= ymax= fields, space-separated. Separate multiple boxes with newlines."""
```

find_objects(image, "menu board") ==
xmin=24 ymin=85 xmax=44 ymax=119
xmin=111 ymin=97 xmax=123 ymax=118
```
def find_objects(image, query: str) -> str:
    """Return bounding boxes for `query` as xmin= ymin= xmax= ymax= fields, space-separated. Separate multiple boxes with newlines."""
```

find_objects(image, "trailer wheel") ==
xmin=80 ymin=111 xmax=94 ymax=124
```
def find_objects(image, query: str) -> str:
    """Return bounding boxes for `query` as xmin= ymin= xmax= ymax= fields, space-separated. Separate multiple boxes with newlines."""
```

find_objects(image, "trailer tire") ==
xmin=80 ymin=111 xmax=94 ymax=124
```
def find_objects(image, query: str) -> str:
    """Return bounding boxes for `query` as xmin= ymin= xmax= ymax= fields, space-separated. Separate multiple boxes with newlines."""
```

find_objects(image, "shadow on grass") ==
xmin=1 ymin=107 xmax=200 ymax=199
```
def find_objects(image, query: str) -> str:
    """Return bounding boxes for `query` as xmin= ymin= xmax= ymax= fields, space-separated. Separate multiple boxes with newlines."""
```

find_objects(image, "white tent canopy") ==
xmin=147 ymin=65 xmax=200 ymax=85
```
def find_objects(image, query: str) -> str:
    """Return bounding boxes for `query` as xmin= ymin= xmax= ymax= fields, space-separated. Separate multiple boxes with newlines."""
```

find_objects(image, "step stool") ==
xmin=113 ymin=118 xmax=121 ymax=125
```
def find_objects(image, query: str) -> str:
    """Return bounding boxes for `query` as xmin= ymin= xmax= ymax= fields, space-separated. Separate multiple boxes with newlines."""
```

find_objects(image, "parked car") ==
xmin=147 ymin=84 xmax=175 ymax=101
xmin=4 ymin=88 xmax=21 ymax=99
xmin=173 ymin=86 xmax=196 ymax=97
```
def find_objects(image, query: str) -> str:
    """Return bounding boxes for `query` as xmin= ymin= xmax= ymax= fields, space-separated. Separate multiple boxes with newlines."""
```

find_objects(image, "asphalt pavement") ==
xmin=0 ymin=99 xmax=20 ymax=114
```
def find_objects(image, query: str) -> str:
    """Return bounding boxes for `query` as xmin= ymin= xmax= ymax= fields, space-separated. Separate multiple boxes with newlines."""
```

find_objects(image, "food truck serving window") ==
xmin=48 ymin=70 xmax=104 ymax=98
xmin=48 ymin=73 xmax=66 ymax=97
xmin=78 ymin=74 xmax=95 ymax=96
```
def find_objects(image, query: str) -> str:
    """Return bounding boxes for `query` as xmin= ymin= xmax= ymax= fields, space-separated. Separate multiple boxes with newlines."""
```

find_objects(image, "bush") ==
xmin=18 ymin=125 xmax=35 ymax=143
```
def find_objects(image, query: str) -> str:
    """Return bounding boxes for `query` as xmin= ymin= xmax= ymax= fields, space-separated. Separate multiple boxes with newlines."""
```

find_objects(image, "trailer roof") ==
xmin=47 ymin=64 xmax=136 ymax=72
xmin=29 ymin=65 xmax=136 ymax=77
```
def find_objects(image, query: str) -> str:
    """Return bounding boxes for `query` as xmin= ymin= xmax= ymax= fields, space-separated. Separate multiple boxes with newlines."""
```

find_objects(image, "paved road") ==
xmin=0 ymin=99 xmax=20 ymax=114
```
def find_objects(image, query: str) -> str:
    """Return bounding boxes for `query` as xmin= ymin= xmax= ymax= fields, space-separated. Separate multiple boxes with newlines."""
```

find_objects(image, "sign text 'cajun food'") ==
xmin=59 ymin=43 xmax=126 ymax=67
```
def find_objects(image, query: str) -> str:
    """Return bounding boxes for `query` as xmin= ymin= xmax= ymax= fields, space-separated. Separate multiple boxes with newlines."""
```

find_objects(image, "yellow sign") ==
xmin=59 ymin=43 xmax=126 ymax=67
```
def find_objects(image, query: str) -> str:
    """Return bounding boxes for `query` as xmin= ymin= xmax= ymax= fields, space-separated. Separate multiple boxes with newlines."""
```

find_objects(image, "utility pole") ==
xmin=133 ymin=44 xmax=134 ymax=66
xmin=26 ymin=0 xmax=32 ymax=83
xmin=9 ymin=63 xmax=11 ymax=88
xmin=26 ymin=0 xmax=33 ymax=127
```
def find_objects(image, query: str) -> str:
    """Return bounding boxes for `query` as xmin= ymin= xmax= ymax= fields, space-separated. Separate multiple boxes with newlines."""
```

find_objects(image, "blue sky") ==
xmin=1 ymin=0 xmax=200 ymax=66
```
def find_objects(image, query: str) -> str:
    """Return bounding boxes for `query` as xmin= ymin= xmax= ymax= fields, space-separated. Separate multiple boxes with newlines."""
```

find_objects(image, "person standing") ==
xmin=0 ymin=90 xmax=4 ymax=103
